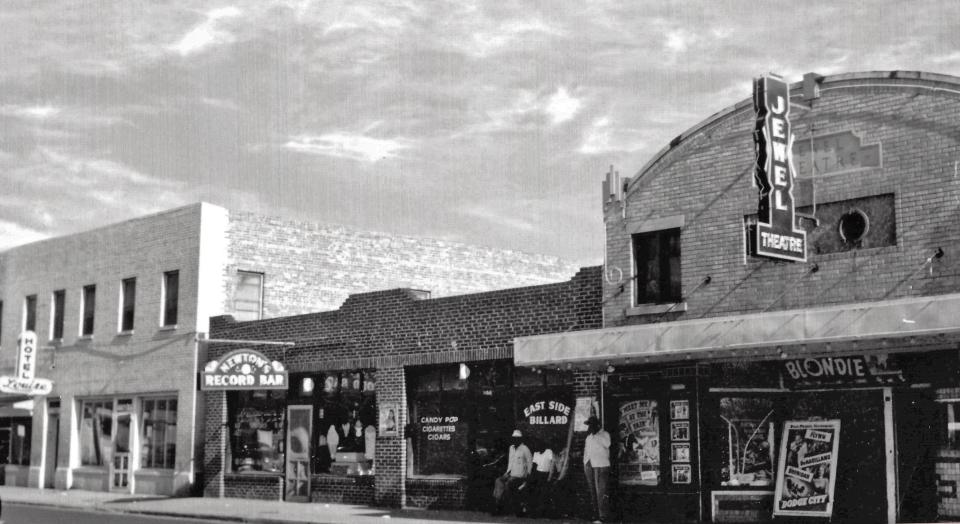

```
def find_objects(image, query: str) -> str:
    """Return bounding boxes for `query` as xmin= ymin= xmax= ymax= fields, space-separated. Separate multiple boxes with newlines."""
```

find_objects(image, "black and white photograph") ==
xmin=1 ymin=1 xmax=959 ymax=523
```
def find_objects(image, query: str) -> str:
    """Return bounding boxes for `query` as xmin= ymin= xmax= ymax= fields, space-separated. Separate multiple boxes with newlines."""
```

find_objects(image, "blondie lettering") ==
xmin=785 ymin=357 xmax=866 ymax=380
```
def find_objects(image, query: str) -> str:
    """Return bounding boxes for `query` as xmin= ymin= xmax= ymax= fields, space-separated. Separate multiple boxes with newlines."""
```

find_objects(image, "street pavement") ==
xmin=0 ymin=486 xmax=581 ymax=523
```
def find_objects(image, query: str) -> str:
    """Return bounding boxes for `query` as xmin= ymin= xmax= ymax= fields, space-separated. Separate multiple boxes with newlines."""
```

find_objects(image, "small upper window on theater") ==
xmin=633 ymin=228 xmax=682 ymax=305
xmin=233 ymin=271 xmax=264 ymax=321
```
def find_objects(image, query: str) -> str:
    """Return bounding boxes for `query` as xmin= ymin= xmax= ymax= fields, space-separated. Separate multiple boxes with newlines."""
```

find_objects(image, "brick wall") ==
xmin=205 ymin=266 xmax=602 ymax=508
xmin=603 ymin=72 xmax=960 ymax=327
xmin=223 ymin=211 xmax=582 ymax=317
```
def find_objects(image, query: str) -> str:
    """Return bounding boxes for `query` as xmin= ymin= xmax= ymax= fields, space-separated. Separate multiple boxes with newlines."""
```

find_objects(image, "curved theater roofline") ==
xmin=627 ymin=70 xmax=960 ymax=196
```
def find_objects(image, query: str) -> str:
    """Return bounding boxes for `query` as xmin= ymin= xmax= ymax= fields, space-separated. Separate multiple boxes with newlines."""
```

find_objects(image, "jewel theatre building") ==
xmin=514 ymin=71 xmax=960 ymax=523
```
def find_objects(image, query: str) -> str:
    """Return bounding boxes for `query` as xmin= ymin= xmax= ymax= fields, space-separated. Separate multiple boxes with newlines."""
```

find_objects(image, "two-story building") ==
xmin=515 ymin=71 xmax=960 ymax=523
xmin=0 ymin=202 xmax=578 ymax=496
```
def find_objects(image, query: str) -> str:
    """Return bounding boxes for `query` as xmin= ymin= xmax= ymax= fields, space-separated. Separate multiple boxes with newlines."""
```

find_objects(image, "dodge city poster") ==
xmin=773 ymin=420 xmax=841 ymax=517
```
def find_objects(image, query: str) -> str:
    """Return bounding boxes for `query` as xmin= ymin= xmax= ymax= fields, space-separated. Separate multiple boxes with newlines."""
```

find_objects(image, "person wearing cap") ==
xmin=583 ymin=416 xmax=611 ymax=523
xmin=492 ymin=429 xmax=531 ymax=515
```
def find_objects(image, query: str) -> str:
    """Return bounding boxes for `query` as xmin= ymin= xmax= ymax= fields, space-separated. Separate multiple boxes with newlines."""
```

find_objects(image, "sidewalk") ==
xmin=0 ymin=486 xmax=584 ymax=524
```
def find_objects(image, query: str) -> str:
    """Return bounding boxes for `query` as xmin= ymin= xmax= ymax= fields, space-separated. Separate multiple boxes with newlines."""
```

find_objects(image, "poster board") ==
xmin=773 ymin=420 xmax=840 ymax=517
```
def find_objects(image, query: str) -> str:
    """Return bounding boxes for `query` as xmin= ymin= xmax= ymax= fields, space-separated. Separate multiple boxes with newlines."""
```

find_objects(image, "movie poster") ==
xmin=773 ymin=420 xmax=841 ymax=518
xmin=618 ymin=400 xmax=660 ymax=486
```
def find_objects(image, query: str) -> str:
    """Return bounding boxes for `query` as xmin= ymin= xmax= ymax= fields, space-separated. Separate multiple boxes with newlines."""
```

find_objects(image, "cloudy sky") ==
xmin=2 ymin=1 xmax=959 ymax=265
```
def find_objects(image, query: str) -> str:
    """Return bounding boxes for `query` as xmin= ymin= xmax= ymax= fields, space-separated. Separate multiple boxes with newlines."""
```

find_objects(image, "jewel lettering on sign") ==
xmin=753 ymin=75 xmax=807 ymax=262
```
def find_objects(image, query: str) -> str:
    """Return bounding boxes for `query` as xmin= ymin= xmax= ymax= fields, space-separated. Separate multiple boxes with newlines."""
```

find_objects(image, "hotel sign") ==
xmin=753 ymin=75 xmax=807 ymax=261
xmin=0 ymin=331 xmax=54 ymax=396
xmin=201 ymin=349 xmax=288 ymax=390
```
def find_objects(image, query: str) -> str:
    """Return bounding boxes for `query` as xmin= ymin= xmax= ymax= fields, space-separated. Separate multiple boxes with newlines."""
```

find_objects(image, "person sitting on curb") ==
xmin=492 ymin=429 xmax=531 ymax=515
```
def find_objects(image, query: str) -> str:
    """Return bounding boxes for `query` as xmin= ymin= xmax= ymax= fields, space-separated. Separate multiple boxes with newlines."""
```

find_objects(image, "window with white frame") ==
xmin=633 ymin=228 xmax=682 ymax=305
xmin=51 ymin=290 xmax=65 ymax=340
xmin=141 ymin=397 xmax=177 ymax=469
xmin=24 ymin=295 xmax=37 ymax=332
xmin=120 ymin=278 xmax=136 ymax=332
xmin=233 ymin=271 xmax=263 ymax=321
xmin=161 ymin=271 xmax=179 ymax=327
xmin=81 ymin=285 xmax=96 ymax=336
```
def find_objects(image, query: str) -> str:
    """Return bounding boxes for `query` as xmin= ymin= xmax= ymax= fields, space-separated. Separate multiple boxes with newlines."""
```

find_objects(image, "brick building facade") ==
xmin=0 ymin=202 xmax=578 ymax=496
xmin=201 ymin=266 xmax=601 ymax=513
xmin=515 ymin=71 xmax=960 ymax=523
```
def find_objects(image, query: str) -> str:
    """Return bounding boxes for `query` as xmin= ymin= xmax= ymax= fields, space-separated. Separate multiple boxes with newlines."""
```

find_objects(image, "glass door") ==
xmin=285 ymin=405 xmax=312 ymax=502
xmin=111 ymin=399 xmax=133 ymax=491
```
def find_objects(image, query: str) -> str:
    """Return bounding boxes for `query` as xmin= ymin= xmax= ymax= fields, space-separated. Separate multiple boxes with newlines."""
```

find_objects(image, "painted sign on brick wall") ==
xmin=752 ymin=75 xmax=807 ymax=262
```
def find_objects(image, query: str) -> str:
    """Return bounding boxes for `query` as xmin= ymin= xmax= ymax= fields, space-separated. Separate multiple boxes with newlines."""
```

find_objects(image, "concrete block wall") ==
xmin=203 ymin=266 xmax=602 ymax=508
xmin=602 ymin=72 xmax=960 ymax=328
xmin=223 ymin=211 xmax=582 ymax=318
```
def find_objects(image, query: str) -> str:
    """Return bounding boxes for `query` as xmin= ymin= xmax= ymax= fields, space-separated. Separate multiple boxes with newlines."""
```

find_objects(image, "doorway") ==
xmin=285 ymin=405 xmax=312 ymax=502
xmin=44 ymin=401 xmax=59 ymax=488
xmin=110 ymin=399 xmax=133 ymax=491
xmin=895 ymin=389 xmax=940 ymax=522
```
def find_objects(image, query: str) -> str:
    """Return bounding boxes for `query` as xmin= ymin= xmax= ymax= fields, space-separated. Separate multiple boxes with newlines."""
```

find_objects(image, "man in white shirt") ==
xmin=494 ymin=429 xmax=531 ymax=515
xmin=583 ymin=416 xmax=611 ymax=523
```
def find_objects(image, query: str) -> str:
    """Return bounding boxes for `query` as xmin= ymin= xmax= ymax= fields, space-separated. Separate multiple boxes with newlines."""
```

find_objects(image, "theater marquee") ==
xmin=753 ymin=75 xmax=807 ymax=262
xmin=201 ymin=349 xmax=288 ymax=390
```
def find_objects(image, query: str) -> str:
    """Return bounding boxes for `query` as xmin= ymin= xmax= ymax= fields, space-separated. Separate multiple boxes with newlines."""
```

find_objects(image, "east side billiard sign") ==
xmin=753 ymin=75 xmax=807 ymax=262
xmin=201 ymin=349 xmax=288 ymax=390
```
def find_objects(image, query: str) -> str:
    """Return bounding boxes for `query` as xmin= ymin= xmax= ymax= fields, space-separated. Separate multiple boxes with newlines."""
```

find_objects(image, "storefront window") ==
xmin=314 ymin=370 xmax=377 ymax=475
xmin=142 ymin=398 xmax=177 ymax=469
xmin=407 ymin=361 xmax=572 ymax=478
xmin=228 ymin=390 xmax=285 ymax=473
xmin=9 ymin=419 xmax=30 ymax=466
xmin=80 ymin=400 xmax=113 ymax=466
xmin=718 ymin=397 xmax=776 ymax=487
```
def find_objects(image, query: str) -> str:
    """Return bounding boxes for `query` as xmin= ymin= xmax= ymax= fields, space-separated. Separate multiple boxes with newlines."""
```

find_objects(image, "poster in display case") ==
xmin=773 ymin=420 xmax=841 ymax=518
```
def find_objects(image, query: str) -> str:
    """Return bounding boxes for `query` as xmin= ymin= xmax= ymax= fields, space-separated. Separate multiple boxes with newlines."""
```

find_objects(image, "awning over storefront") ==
xmin=0 ymin=398 xmax=34 ymax=418
xmin=514 ymin=293 xmax=960 ymax=368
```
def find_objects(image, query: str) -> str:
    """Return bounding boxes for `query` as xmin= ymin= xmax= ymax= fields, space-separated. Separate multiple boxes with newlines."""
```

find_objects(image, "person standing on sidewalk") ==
xmin=583 ymin=416 xmax=611 ymax=523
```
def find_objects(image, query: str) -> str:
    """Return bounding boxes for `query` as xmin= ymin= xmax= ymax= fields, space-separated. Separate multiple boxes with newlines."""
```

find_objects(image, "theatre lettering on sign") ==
xmin=779 ymin=353 xmax=958 ymax=389
xmin=752 ymin=74 xmax=807 ymax=262
xmin=201 ymin=349 xmax=288 ymax=390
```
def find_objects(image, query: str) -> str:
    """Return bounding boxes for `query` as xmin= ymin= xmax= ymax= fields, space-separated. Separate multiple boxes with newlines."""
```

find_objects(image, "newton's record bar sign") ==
xmin=201 ymin=349 xmax=288 ymax=390
xmin=753 ymin=75 xmax=807 ymax=262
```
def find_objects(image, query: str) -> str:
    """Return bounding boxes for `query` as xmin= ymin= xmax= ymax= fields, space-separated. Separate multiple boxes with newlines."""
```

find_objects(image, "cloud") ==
xmin=460 ymin=204 xmax=536 ymax=233
xmin=579 ymin=117 xmax=647 ymax=155
xmin=545 ymin=87 xmax=582 ymax=125
xmin=283 ymin=132 xmax=412 ymax=163
xmin=0 ymin=105 xmax=61 ymax=120
xmin=665 ymin=29 xmax=696 ymax=53
xmin=0 ymin=220 xmax=49 ymax=250
xmin=170 ymin=6 xmax=243 ymax=56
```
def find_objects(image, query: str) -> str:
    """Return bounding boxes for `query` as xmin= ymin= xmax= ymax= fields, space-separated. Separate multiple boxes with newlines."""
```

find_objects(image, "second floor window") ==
xmin=162 ymin=271 xmax=179 ymax=327
xmin=24 ymin=295 xmax=37 ymax=332
xmin=81 ymin=285 xmax=96 ymax=336
xmin=233 ymin=271 xmax=263 ymax=321
xmin=51 ymin=290 xmax=65 ymax=340
xmin=120 ymin=278 xmax=136 ymax=332
xmin=633 ymin=228 xmax=682 ymax=305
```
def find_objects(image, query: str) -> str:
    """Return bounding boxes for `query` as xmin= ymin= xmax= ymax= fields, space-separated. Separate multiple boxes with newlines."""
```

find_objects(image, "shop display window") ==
xmin=945 ymin=401 xmax=960 ymax=449
xmin=80 ymin=400 xmax=113 ymax=466
xmin=407 ymin=361 xmax=572 ymax=478
xmin=312 ymin=370 xmax=377 ymax=475
xmin=617 ymin=399 xmax=661 ymax=486
xmin=718 ymin=397 xmax=776 ymax=487
xmin=142 ymin=397 xmax=177 ymax=469
xmin=228 ymin=390 xmax=285 ymax=473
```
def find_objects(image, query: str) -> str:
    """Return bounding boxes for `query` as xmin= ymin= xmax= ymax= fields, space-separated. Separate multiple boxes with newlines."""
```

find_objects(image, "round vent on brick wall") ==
xmin=838 ymin=209 xmax=870 ymax=245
